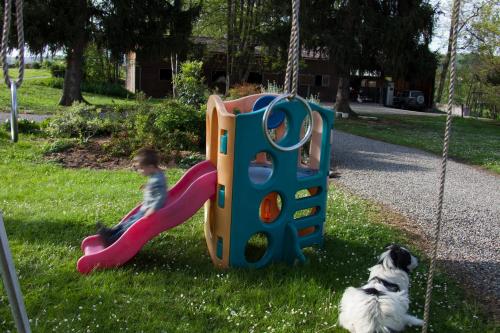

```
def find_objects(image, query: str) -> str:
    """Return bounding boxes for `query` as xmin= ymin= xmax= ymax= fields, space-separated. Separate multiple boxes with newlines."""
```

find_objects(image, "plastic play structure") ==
xmin=204 ymin=93 xmax=334 ymax=268
xmin=77 ymin=94 xmax=334 ymax=273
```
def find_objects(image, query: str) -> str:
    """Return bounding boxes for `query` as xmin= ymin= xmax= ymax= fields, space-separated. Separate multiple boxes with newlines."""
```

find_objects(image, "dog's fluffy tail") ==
xmin=339 ymin=287 xmax=390 ymax=333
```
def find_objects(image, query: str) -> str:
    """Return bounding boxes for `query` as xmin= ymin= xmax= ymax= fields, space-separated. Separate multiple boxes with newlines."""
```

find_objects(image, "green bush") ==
xmin=82 ymin=81 xmax=132 ymax=98
xmin=50 ymin=62 xmax=66 ymax=78
xmin=104 ymin=99 xmax=205 ymax=160
xmin=42 ymin=138 xmax=78 ymax=154
xmin=173 ymin=60 xmax=208 ymax=107
xmin=134 ymin=99 xmax=204 ymax=151
xmin=41 ymin=60 xmax=53 ymax=69
xmin=31 ymin=62 xmax=41 ymax=69
xmin=176 ymin=152 xmax=206 ymax=168
xmin=2 ymin=118 xmax=41 ymax=134
xmin=228 ymin=83 xmax=261 ymax=100
xmin=31 ymin=77 xmax=64 ymax=89
xmin=45 ymin=103 xmax=117 ymax=142
xmin=31 ymin=77 xmax=133 ymax=98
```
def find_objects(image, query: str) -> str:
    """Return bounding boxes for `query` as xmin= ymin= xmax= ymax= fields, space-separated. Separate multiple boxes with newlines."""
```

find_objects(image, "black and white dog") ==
xmin=339 ymin=244 xmax=424 ymax=333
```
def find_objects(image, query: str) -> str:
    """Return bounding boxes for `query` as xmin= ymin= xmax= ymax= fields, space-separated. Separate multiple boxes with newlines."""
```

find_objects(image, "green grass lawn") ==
xmin=0 ymin=68 xmax=140 ymax=114
xmin=0 ymin=132 xmax=495 ymax=332
xmin=335 ymin=115 xmax=500 ymax=174
xmin=0 ymin=68 xmax=52 ymax=79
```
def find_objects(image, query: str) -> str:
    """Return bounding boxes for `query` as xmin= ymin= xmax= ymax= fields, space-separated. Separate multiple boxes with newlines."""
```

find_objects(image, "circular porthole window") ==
xmin=259 ymin=192 xmax=282 ymax=223
xmin=248 ymin=151 xmax=274 ymax=185
xmin=244 ymin=232 xmax=269 ymax=263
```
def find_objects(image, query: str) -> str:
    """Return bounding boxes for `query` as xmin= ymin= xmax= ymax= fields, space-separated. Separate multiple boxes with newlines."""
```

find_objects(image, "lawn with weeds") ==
xmin=335 ymin=115 xmax=500 ymax=174
xmin=0 ymin=132 xmax=496 ymax=332
xmin=0 ymin=69 xmax=140 ymax=114
xmin=0 ymin=68 xmax=51 ymax=79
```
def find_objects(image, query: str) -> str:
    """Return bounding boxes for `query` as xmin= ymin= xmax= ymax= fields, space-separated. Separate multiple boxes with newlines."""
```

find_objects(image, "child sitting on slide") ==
xmin=97 ymin=148 xmax=167 ymax=246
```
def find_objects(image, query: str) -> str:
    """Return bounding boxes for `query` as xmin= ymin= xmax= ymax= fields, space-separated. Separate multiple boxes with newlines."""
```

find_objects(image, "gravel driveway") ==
xmin=331 ymin=130 xmax=499 ymax=313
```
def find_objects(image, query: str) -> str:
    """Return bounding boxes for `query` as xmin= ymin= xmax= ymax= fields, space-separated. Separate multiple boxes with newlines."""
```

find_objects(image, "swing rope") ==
xmin=422 ymin=0 xmax=461 ymax=331
xmin=0 ymin=0 xmax=24 ymax=143
xmin=283 ymin=0 xmax=300 ymax=96
xmin=1 ymin=0 xmax=24 ymax=87
xmin=262 ymin=0 xmax=314 ymax=152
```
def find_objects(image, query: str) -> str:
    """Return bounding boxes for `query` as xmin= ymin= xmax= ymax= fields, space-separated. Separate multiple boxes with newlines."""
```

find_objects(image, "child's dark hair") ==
xmin=134 ymin=148 xmax=160 ymax=167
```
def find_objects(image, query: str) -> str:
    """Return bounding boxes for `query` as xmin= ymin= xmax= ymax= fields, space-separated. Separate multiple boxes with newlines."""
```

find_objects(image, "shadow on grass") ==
xmin=2 ymin=217 xmax=495 ymax=332
xmin=129 ymin=234 xmax=383 ymax=289
xmin=4 ymin=216 xmax=94 ymax=247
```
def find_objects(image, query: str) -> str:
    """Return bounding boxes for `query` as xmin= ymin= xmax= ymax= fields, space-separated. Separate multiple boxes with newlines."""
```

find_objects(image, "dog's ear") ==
xmin=389 ymin=246 xmax=412 ymax=273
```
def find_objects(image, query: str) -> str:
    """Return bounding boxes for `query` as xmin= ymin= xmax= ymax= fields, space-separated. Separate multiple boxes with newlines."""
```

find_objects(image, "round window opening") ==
xmin=259 ymin=192 xmax=282 ymax=223
xmin=248 ymin=151 xmax=274 ymax=185
xmin=244 ymin=232 xmax=269 ymax=263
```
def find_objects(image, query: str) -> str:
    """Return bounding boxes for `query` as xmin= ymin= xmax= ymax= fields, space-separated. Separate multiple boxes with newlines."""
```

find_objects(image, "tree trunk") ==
xmin=335 ymin=76 xmax=357 ymax=117
xmin=226 ymin=0 xmax=235 ymax=94
xmin=59 ymin=35 xmax=86 ymax=106
xmin=436 ymin=21 xmax=454 ymax=104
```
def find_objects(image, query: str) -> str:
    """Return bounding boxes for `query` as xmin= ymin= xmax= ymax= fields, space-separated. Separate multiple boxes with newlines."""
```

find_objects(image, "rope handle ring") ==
xmin=262 ymin=93 xmax=313 ymax=152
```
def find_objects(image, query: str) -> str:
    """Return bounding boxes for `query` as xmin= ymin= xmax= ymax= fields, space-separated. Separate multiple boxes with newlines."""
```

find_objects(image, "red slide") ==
xmin=77 ymin=160 xmax=217 ymax=274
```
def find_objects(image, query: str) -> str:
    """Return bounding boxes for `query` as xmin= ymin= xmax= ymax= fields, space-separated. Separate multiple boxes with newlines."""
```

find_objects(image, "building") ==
xmin=125 ymin=38 xmax=435 ymax=107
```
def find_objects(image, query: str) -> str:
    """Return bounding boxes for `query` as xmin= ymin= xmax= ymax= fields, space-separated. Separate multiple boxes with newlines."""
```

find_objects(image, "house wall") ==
xmin=132 ymin=50 xmax=435 ymax=106
xmin=135 ymin=62 xmax=173 ymax=98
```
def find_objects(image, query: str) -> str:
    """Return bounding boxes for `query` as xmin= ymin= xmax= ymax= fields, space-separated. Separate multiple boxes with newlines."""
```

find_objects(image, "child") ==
xmin=97 ymin=148 xmax=167 ymax=246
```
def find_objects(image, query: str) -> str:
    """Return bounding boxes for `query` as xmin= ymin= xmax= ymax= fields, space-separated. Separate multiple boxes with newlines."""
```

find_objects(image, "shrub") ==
xmin=105 ymin=131 xmax=138 ymax=157
xmin=262 ymin=81 xmax=283 ymax=94
xmin=31 ymin=62 xmax=42 ymax=69
xmin=307 ymin=93 xmax=321 ymax=104
xmin=81 ymin=81 xmax=132 ymax=98
xmin=134 ymin=99 xmax=204 ymax=152
xmin=31 ymin=77 xmax=133 ymax=98
xmin=173 ymin=60 xmax=207 ymax=107
xmin=50 ymin=62 xmax=66 ymax=78
xmin=105 ymin=99 xmax=205 ymax=159
xmin=42 ymin=138 xmax=78 ymax=154
xmin=2 ymin=118 xmax=41 ymax=134
xmin=45 ymin=103 xmax=115 ymax=142
xmin=31 ymin=77 xmax=64 ymax=89
xmin=176 ymin=152 xmax=206 ymax=168
xmin=41 ymin=60 xmax=53 ymax=69
xmin=228 ymin=83 xmax=261 ymax=100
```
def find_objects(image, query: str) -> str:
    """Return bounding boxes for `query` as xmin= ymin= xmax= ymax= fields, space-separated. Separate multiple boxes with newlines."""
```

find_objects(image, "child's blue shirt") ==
xmin=140 ymin=171 xmax=167 ymax=212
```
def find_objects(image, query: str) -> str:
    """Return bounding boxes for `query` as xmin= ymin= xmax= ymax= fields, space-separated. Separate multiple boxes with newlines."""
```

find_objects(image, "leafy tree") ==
xmin=8 ymin=0 xmax=199 ymax=106
xmin=435 ymin=0 xmax=494 ymax=104
xmin=99 ymin=0 xmax=200 ymax=61
xmin=226 ymin=0 xmax=265 ymax=91
xmin=20 ymin=0 xmax=92 ymax=105
xmin=305 ymin=0 xmax=436 ymax=115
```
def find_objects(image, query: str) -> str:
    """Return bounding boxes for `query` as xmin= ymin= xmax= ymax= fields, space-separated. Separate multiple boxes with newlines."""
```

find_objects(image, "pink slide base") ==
xmin=77 ymin=160 xmax=217 ymax=274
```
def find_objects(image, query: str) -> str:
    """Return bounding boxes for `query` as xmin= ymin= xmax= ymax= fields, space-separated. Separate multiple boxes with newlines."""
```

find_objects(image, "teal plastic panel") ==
xmin=218 ymin=185 xmax=225 ymax=208
xmin=220 ymin=130 xmax=228 ymax=154
xmin=228 ymin=99 xmax=334 ymax=268
xmin=216 ymin=237 xmax=223 ymax=259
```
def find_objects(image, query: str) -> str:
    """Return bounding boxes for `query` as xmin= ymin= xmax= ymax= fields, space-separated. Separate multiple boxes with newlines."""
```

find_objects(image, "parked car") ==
xmin=393 ymin=90 xmax=425 ymax=110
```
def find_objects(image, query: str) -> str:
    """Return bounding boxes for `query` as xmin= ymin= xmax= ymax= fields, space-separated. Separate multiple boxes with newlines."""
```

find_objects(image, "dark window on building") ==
xmin=248 ymin=72 xmax=263 ymax=84
xmin=315 ymin=75 xmax=322 ymax=87
xmin=159 ymin=68 xmax=172 ymax=81
xmin=315 ymin=74 xmax=330 ymax=87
